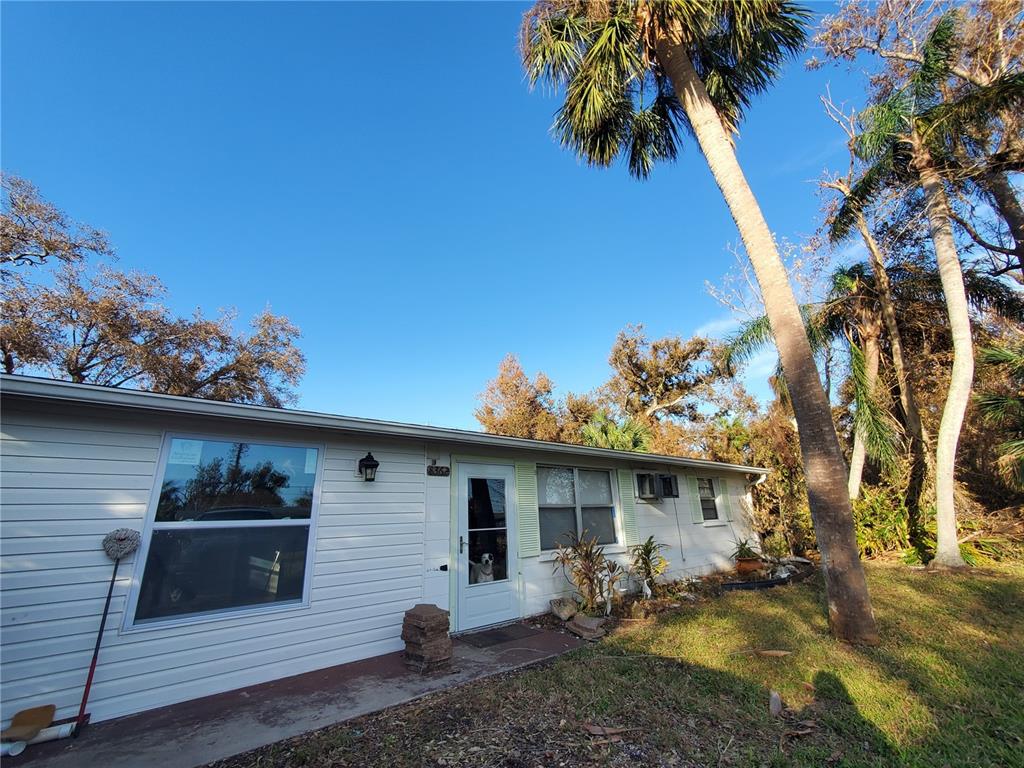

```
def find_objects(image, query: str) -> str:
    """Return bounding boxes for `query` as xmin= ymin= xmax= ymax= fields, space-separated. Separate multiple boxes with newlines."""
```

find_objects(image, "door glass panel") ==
xmin=582 ymin=506 xmax=616 ymax=544
xmin=468 ymin=478 xmax=506 ymax=529
xmin=467 ymin=477 xmax=508 ymax=585
xmin=468 ymin=529 xmax=508 ymax=583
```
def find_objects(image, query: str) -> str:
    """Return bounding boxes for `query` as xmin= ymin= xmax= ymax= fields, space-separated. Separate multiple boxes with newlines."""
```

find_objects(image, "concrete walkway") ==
xmin=13 ymin=624 xmax=581 ymax=768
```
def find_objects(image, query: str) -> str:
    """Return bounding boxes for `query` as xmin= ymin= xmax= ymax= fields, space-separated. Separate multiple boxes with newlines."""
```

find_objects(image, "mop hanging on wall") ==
xmin=75 ymin=528 xmax=141 ymax=735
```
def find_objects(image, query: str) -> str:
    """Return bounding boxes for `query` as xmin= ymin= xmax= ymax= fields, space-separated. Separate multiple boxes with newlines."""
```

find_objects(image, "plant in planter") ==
xmin=629 ymin=535 xmax=669 ymax=599
xmin=731 ymin=538 xmax=763 ymax=575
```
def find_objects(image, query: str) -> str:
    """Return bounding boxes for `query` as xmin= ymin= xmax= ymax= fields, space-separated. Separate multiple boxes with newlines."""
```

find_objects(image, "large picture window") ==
xmin=132 ymin=436 xmax=320 ymax=625
xmin=538 ymin=466 xmax=617 ymax=550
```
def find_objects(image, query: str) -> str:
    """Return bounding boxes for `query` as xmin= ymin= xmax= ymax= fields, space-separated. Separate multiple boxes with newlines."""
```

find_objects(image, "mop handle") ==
xmin=76 ymin=557 xmax=120 ymax=733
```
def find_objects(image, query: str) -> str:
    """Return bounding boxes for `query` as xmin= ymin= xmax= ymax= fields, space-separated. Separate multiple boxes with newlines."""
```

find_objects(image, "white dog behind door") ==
xmin=469 ymin=553 xmax=495 ymax=583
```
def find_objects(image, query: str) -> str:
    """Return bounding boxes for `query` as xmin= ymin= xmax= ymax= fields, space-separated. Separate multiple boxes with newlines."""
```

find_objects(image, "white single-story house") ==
xmin=0 ymin=374 xmax=766 ymax=727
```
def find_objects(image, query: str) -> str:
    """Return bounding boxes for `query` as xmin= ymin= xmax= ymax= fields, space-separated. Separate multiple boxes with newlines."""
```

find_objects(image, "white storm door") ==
xmin=456 ymin=463 xmax=519 ymax=631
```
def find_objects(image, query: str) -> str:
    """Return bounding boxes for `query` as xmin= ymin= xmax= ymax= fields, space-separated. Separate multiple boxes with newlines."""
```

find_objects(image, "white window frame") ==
xmin=122 ymin=431 xmax=325 ymax=633
xmin=696 ymin=476 xmax=721 ymax=523
xmin=538 ymin=465 xmax=620 ymax=551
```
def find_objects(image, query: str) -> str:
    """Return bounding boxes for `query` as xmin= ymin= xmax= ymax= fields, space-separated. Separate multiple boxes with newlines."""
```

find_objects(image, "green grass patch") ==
xmin=211 ymin=562 xmax=1024 ymax=767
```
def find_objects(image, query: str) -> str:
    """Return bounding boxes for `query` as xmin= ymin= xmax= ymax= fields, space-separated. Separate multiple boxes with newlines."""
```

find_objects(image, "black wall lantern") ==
xmin=358 ymin=452 xmax=380 ymax=482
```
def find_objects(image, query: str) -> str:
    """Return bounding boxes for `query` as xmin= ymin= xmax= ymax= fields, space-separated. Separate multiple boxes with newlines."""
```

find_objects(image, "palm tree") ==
xmin=722 ymin=265 xmax=901 ymax=502
xmin=581 ymin=411 xmax=652 ymax=451
xmin=830 ymin=12 xmax=1024 ymax=567
xmin=726 ymin=261 xmax=1024 ymax=502
xmin=521 ymin=0 xmax=878 ymax=642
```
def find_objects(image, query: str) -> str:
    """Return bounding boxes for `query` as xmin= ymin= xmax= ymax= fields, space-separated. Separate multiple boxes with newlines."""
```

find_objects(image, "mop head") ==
xmin=102 ymin=528 xmax=141 ymax=560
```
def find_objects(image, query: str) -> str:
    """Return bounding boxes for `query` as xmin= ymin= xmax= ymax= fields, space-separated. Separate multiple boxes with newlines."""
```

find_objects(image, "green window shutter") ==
xmin=516 ymin=462 xmax=541 ymax=557
xmin=616 ymin=469 xmax=640 ymax=547
xmin=718 ymin=476 xmax=734 ymax=521
xmin=686 ymin=475 xmax=703 ymax=523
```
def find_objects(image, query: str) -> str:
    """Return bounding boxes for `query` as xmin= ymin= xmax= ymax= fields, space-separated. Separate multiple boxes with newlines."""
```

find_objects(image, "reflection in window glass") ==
xmin=135 ymin=526 xmax=308 ymax=621
xmin=158 ymin=438 xmax=317 ymax=522
xmin=538 ymin=467 xmax=575 ymax=506
xmin=468 ymin=478 xmax=506 ymax=529
xmin=582 ymin=507 xmax=616 ymax=544
xmin=578 ymin=470 xmax=612 ymax=505
xmin=135 ymin=437 xmax=319 ymax=625
xmin=538 ymin=467 xmax=617 ymax=550
xmin=539 ymin=507 xmax=577 ymax=550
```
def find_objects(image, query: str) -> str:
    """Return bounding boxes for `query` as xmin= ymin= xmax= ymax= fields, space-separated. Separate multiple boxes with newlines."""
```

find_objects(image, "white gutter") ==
xmin=0 ymin=374 xmax=769 ymax=475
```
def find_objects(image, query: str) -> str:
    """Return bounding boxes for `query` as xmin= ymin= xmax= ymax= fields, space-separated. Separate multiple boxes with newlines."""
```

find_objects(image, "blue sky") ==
xmin=2 ymin=1 xmax=866 ymax=429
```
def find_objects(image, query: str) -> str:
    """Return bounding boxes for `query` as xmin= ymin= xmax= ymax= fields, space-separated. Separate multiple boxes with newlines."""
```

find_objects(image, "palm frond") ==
xmin=689 ymin=1 xmax=810 ymax=134
xmin=976 ymin=392 xmax=1024 ymax=426
xmin=721 ymin=313 xmax=774 ymax=374
xmin=996 ymin=446 xmax=1024 ymax=491
xmin=961 ymin=270 xmax=1024 ymax=322
xmin=627 ymin=87 xmax=683 ymax=178
xmin=979 ymin=343 xmax=1024 ymax=378
xmin=521 ymin=0 xmax=809 ymax=176
xmin=855 ymin=95 xmax=911 ymax=161
xmin=909 ymin=11 xmax=959 ymax=102
xmin=581 ymin=410 xmax=652 ymax=452
xmin=849 ymin=344 xmax=903 ymax=469
xmin=918 ymin=72 xmax=1024 ymax=147
xmin=830 ymin=146 xmax=897 ymax=242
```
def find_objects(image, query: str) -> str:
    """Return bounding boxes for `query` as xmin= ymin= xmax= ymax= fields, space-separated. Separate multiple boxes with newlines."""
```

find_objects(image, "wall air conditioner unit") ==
xmin=658 ymin=474 xmax=680 ymax=498
xmin=636 ymin=472 xmax=660 ymax=499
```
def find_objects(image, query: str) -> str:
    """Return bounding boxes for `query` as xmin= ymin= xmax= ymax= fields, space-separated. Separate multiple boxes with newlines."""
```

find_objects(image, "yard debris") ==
xmin=579 ymin=723 xmax=634 ymax=743
xmin=565 ymin=615 xmax=606 ymax=641
xmin=730 ymin=649 xmax=792 ymax=657
xmin=769 ymin=691 xmax=784 ymax=717
xmin=549 ymin=598 xmax=577 ymax=621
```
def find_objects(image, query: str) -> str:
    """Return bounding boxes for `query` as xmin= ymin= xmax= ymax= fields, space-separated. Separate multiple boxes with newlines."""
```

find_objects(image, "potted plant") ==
xmin=731 ymin=538 xmax=762 ymax=575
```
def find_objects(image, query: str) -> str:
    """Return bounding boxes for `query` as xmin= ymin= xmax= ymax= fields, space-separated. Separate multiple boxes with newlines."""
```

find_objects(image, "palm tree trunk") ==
xmin=855 ymin=216 xmax=931 ymax=543
xmin=915 ymin=138 xmax=971 ymax=568
xmin=848 ymin=332 xmax=880 ymax=501
xmin=655 ymin=39 xmax=878 ymax=644
xmin=979 ymin=170 xmax=1024 ymax=280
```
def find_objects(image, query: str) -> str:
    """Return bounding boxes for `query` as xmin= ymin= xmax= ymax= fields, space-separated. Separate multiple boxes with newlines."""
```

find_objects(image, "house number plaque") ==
xmin=427 ymin=465 xmax=450 ymax=477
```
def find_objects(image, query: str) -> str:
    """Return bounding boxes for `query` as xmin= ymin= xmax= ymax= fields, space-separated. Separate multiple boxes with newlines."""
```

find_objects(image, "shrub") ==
xmin=552 ymin=532 xmax=611 ymax=613
xmin=852 ymin=484 xmax=910 ymax=558
xmin=730 ymin=538 xmax=760 ymax=560
xmin=760 ymin=532 xmax=790 ymax=560
xmin=629 ymin=535 xmax=669 ymax=597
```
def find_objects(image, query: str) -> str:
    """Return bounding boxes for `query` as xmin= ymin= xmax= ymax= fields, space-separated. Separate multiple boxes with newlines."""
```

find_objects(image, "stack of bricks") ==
xmin=401 ymin=603 xmax=452 ymax=674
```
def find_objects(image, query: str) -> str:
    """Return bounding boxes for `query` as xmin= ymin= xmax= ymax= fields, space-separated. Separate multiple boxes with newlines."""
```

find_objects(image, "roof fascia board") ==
xmin=0 ymin=375 xmax=768 ymax=475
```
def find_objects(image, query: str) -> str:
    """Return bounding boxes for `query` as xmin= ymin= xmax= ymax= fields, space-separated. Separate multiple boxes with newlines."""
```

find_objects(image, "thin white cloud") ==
xmin=692 ymin=315 xmax=741 ymax=339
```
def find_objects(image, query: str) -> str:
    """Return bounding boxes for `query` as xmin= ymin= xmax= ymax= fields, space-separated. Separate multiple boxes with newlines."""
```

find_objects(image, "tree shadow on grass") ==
xmin=783 ymin=671 xmax=901 ymax=767
xmin=843 ymin=568 xmax=1024 ymax=767
xmin=607 ymin=565 xmax=1023 ymax=767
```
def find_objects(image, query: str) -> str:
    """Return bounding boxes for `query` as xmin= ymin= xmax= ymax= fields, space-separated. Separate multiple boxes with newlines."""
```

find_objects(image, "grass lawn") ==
xmin=209 ymin=562 xmax=1024 ymax=768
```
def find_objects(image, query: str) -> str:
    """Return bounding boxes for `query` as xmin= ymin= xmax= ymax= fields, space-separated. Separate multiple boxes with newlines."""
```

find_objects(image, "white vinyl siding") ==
xmin=0 ymin=402 xmax=427 ymax=727
xmin=0 ymin=387 xmax=761 ymax=728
